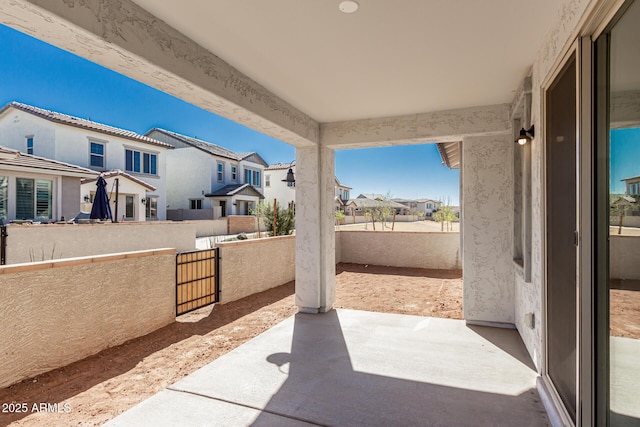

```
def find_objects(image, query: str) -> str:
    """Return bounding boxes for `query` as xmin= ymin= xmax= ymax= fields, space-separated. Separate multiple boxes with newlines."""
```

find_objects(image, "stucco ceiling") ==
xmin=130 ymin=0 xmax=559 ymax=123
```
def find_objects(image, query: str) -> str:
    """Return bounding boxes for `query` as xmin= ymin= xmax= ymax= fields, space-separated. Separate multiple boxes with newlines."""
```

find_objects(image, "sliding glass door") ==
xmin=595 ymin=1 xmax=640 ymax=424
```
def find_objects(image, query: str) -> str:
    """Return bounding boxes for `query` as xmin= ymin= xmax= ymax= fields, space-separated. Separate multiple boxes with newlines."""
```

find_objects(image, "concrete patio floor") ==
xmin=106 ymin=309 xmax=549 ymax=426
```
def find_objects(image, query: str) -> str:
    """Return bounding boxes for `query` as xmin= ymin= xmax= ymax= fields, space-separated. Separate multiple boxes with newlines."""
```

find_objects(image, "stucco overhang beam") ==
xmin=320 ymin=104 xmax=511 ymax=149
xmin=0 ymin=0 xmax=319 ymax=147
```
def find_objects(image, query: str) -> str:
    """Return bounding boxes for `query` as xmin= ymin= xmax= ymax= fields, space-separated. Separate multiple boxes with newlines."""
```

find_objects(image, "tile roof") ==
xmin=149 ymin=128 xmax=266 ymax=165
xmin=205 ymin=183 xmax=264 ymax=198
xmin=80 ymin=169 xmax=157 ymax=191
xmin=0 ymin=145 xmax=98 ymax=177
xmin=347 ymin=198 xmax=409 ymax=209
xmin=266 ymin=162 xmax=295 ymax=171
xmin=1 ymin=102 xmax=173 ymax=149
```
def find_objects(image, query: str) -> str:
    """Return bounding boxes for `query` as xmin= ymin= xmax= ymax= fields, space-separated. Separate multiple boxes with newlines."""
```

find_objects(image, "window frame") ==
xmin=26 ymin=136 xmax=34 ymax=155
xmin=89 ymin=140 xmax=106 ymax=169
xmin=190 ymin=199 xmax=203 ymax=210
xmin=125 ymin=147 xmax=158 ymax=176
xmin=15 ymin=177 xmax=53 ymax=220
xmin=217 ymin=162 xmax=225 ymax=183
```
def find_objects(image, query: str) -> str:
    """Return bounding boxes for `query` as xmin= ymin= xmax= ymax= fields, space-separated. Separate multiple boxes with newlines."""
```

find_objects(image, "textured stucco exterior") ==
xmin=217 ymin=236 xmax=295 ymax=304
xmin=227 ymin=215 xmax=258 ymax=235
xmin=338 ymin=231 xmax=461 ymax=270
xmin=321 ymin=104 xmax=511 ymax=149
xmin=517 ymin=0 xmax=593 ymax=371
xmin=4 ymin=221 xmax=195 ymax=264
xmin=0 ymin=249 xmax=175 ymax=388
xmin=610 ymin=235 xmax=640 ymax=280
xmin=462 ymin=134 xmax=515 ymax=325
xmin=61 ymin=176 xmax=81 ymax=220
xmin=295 ymin=145 xmax=336 ymax=313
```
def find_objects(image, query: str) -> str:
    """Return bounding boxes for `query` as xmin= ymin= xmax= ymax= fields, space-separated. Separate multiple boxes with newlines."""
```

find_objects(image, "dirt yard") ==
xmin=0 ymin=263 xmax=462 ymax=427
xmin=337 ymin=219 xmax=460 ymax=233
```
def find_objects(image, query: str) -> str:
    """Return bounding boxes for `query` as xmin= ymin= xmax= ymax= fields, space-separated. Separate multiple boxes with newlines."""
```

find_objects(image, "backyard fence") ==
xmin=176 ymin=248 xmax=220 ymax=315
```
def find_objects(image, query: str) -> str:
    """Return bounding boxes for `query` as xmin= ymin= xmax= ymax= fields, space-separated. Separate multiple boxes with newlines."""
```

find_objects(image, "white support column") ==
xmin=295 ymin=145 xmax=336 ymax=313
xmin=462 ymin=134 xmax=515 ymax=326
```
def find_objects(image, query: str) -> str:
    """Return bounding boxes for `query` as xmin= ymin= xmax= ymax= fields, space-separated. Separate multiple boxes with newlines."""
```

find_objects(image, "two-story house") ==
xmin=264 ymin=162 xmax=351 ymax=211
xmin=0 ymin=102 xmax=172 ymax=220
xmin=393 ymin=198 xmax=441 ymax=217
xmin=146 ymin=129 xmax=267 ymax=218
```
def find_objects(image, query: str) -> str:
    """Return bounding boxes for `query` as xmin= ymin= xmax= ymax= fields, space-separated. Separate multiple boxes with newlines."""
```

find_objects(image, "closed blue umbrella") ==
xmin=90 ymin=176 xmax=112 ymax=221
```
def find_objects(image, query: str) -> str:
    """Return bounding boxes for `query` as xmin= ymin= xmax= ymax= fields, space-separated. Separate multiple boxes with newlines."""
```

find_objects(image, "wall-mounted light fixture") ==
xmin=141 ymin=198 xmax=146 ymax=205
xmin=84 ymin=195 xmax=91 ymax=203
xmin=281 ymin=160 xmax=296 ymax=184
xmin=339 ymin=0 xmax=359 ymax=13
xmin=516 ymin=125 xmax=534 ymax=145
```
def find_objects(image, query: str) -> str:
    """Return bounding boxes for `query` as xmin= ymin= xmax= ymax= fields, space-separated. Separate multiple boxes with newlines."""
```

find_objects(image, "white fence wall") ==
xmin=4 ymin=222 xmax=195 ymax=264
xmin=0 ymin=249 xmax=175 ymax=388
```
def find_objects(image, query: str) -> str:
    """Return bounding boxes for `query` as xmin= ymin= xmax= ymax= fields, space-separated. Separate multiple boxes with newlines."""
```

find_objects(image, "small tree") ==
xmin=252 ymin=201 xmax=295 ymax=237
xmin=443 ymin=205 xmax=457 ymax=231
xmin=433 ymin=209 xmax=445 ymax=231
xmin=335 ymin=210 xmax=345 ymax=225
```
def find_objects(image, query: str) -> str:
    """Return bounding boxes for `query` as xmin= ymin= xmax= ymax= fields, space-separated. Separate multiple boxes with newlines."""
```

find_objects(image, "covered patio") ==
xmin=106 ymin=310 xmax=547 ymax=426
xmin=3 ymin=0 xmax=638 ymax=425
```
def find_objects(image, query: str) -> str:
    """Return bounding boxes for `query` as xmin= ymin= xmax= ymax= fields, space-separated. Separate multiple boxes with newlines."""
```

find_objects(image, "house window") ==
xmin=26 ymin=136 xmax=34 ymax=155
xmin=231 ymin=166 xmax=237 ymax=181
xmin=16 ymin=178 xmax=52 ymax=220
xmin=190 ymin=199 xmax=203 ymax=209
xmin=344 ymin=190 xmax=349 ymax=200
xmin=125 ymin=195 xmax=134 ymax=219
xmin=90 ymin=141 xmax=105 ymax=168
xmin=0 ymin=176 xmax=7 ymax=222
xmin=145 ymin=197 xmax=157 ymax=219
xmin=125 ymin=149 xmax=157 ymax=175
xmin=265 ymin=175 xmax=271 ymax=187
xmin=217 ymin=163 xmax=224 ymax=182
xmin=244 ymin=168 xmax=261 ymax=186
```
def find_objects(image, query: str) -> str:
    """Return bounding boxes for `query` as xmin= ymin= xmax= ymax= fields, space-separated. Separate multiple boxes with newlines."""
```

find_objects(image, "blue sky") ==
xmin=611 ymin=129 xmax=640 ymax=194
xmin=0 ymin=24 xmax=460 ymax=203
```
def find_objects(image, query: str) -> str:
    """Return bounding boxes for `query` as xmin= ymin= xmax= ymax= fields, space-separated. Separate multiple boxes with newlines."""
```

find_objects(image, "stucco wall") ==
xmin=340 ymin=215 xmax=428 ymax=225
xmin=227 ymin=215 xmax=258 ymax=234
xmin=189 ymin=218 xmax=228 ymax=237
xmin=61 ymin=176 xmax=81 ymax=221
xmin=518 ymin=0 xmax=593 ymax=372
xmin=611 ymin=217 xmax=640 ymax=228
xmin=4 ymin=221 xmax=195 ymax=264
xmin=610 ymin=235 xmax=640 ymax=280
xmin=217 ymin=235 xmax=295 ymax=304
xmin=338 ymin=230 xmax=461 ymax=270
xmin=462 ymin=134 xmax=515 ymax=326
xmin=0 ymin=249 xmax=176 ymax=388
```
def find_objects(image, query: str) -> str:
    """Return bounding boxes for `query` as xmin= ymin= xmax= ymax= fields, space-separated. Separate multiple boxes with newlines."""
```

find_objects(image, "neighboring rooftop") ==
xmin=205 ymin=183 xmax=264 ymax=198
xmin=266 ymin=161 xmax=295 ymax=171
xmin=148 ymin=128 xmax=267 ymax=166
xmin=0 ymin=102 xmax=173 ymax=149
xmin=0 ymin=145 xmax=99 ymax=177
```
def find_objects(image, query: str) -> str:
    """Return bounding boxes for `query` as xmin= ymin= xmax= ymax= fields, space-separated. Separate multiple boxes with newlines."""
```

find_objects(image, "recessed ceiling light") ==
xmin=339 ymin=0 xmax=359 ymax=13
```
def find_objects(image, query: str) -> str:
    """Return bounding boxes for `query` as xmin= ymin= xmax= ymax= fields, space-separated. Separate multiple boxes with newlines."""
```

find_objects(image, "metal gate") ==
xmin=1 ymin=225 xmax=7 ymax=266
xmin=176 ymin=248 xmax=219 ymax=316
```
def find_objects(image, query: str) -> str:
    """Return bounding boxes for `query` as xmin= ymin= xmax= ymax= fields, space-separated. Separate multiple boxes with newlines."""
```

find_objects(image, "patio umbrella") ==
xmin=89 ymin=176 xmax=112 ymax=221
